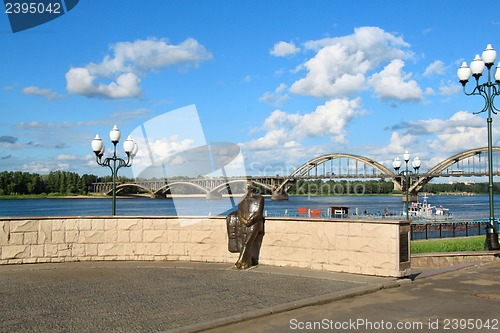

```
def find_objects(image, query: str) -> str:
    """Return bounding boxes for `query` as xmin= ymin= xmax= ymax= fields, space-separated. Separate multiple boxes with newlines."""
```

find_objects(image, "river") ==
xmin=0 ymin=194 xmax=499 ymax=221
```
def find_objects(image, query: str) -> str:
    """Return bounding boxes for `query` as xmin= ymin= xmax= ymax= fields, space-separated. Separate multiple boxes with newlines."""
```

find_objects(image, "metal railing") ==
xmin=263 ymin=209 xmax=498 ymax=240
xmin=410 ymin=220 xmax=496 ymax=240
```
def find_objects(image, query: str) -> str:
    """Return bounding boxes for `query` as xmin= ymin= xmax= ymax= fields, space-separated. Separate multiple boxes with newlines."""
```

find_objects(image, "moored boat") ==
xmin=405 ymin=195 xmax=453 ymax=221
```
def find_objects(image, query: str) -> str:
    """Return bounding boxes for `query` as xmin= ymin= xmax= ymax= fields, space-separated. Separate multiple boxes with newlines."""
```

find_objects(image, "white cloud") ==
xmin=133 ymin=135 xmax=196 ymax=168
xmin=427 ymin=111 xmax=488 ymax=153
xmin=66 ymin=38 xmax=212 ymax=99
xmin=368 ymin=59 xmax=423 ymax=102
xmin=423 ymin=60 xmax=445 ymax=76
xmin=87 ymin=38 xmax=212 ymax=76
xmin=290 ymin=26 xmax=414 ymax=99
xmin=246 ymin=98 xmax=362 ymax=151
xmin=361 ymin=111 xmax=493 ymax=172
xmin=22 ymin=86 xmax=63 ymax=100
xmin=57 ymin=154 xmax=79 ymax=161
xmin=258 ymin=83 xmax=289 ymax=106
xmin=425 ymin=87 xmax=435 ymax=95
xmin=439 ymin=80 xmax=461 ymax=96
xmin=378 ymin=111 xmax=488 ymax=162
xmin=270 ymin=41 xmax=300 ymax=57
xmin=303 ymin=26 xmax=410 ymax=52
xmin=22 ymin=160 xmax=70 ymax=173
xmin=110 ymin=108 xmax=152 ymax=121
xmin=380 ymin=131 xmax=418 ymax=158
xmin=243 ymin=74 xmax=254 ymax=82
xmin=66 ymin=68 xmax=142 ymax=99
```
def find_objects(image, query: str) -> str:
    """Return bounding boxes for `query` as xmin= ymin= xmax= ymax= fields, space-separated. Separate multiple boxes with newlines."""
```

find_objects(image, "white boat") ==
xmin=404 ymin=195 xmax=453 ymax=220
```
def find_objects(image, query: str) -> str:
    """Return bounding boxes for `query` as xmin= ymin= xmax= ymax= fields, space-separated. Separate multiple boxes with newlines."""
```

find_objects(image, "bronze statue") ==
xmin=226 ymin=180 xmax=265 ymax=269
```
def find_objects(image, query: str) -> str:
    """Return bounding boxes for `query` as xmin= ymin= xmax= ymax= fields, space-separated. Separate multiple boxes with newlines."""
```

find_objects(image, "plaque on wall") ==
xmin=399 ymin=232 xmax=409 ymax=263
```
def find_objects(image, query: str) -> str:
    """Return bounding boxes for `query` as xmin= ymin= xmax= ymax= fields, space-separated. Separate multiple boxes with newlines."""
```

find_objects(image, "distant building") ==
xmin=449 ymin=180 xmax=475 ymax=186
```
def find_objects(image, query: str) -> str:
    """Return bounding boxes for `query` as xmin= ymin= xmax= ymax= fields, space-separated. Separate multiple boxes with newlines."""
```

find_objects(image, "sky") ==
xmin=1 ymin=0 xmax=500 ymax=180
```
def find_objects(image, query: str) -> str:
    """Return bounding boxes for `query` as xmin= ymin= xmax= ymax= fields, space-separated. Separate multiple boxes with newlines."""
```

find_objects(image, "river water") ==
xmin=0 ymin=194 xmax=498 ymax=221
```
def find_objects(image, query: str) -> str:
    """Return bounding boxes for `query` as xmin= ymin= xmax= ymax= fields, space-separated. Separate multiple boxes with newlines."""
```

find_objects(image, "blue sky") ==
xmin=1 ymin=0 xmax=500 ymax=179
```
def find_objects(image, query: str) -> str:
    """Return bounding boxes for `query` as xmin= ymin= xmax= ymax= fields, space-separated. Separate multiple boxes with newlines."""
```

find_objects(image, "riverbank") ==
xmin=0 ymin=194 xmax=243 ymax=200
xmin=0 ymin=191 xmax=487 ymax=200
xmin=0 ymin=194 xmax=111 ymax=199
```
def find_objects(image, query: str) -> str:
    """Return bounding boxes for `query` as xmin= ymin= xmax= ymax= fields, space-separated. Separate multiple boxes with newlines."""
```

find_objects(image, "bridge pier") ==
xmin=271 ymin=190 xmax=289 ymax=201
xmin=401 ymin=193 xmax=418 ymax=203
xmin=151 ymin=192 xmax=167 ymax=199
xmin=206 ymin=191 xmax=222 ymax=200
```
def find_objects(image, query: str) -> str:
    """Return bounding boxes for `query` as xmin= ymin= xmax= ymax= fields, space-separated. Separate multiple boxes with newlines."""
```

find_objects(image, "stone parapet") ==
xmin=0 ymin=216 xmax=410 ymax=277
xmin=411 ymin=251 xmax=499 ymax=269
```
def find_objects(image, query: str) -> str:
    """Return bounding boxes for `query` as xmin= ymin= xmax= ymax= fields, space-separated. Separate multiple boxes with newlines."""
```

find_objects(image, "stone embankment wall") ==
xmin=411 ymin=251 xmax=499 ymax=268
xmin=0 ymin=216 xmax=410 ymax=277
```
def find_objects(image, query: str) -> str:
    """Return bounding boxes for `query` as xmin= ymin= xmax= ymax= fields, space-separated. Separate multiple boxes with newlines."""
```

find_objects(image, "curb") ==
xmin=163 ymin=281 xmax=401 ymax=333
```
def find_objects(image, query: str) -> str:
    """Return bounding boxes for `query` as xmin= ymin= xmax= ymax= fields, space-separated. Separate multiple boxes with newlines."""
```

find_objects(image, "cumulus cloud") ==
xmin=246 ymin=98 xmax=362 ymax=151
xmin=368 ymin=59 xmax=423 ymax=102
xmin=384 ymin=131 xmax=419 ymax=156
xmin=361 ymin=110 xmax=494 ymax=171
xmin=16 ymin=120 xmax=107 ymax=131
xmin=110 ymin=108 xmax=152 ymax=121
xmin=423 ymin=60 xmax=445 ymax=76
xmin=383 ymin=111 xmax=488 ymax=161
xmin=66 ymin=69 xmax=142 ymax=99
xmin=22 ymin=86 xmax=63 ymax=100
xmin=290 ymin=26 xmax=414 ymax=99
xmin=132 ymin=135 xmax=196 ymax=168
xmin=426 ymin=111 xmax=489 ymax=153
xmin=392 ymin=111 xmax=484 ymax=136
xmin=258 ymin=83 xmax=289 ymax=106
xmin=66 ymin=38 xmax=212 ymax=99
xmin=270 ymin=41 xmax=300 ymax=57
xmin=22 ymin=160 xmax=70 ymax=173
xmin=438 ymin=80 xmax=461 ymax=96
xmin=56 ymin=154 xmax=79 ymax=161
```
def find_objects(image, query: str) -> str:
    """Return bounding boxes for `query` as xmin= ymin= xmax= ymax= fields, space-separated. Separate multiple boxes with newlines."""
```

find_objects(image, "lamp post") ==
xmin=457 ymin=43 xmax=500 ymax=250
xmin=91 ymin=125 xmax=138 ymax=215
xmin=393 ymin=151 xmax=421 ymax=220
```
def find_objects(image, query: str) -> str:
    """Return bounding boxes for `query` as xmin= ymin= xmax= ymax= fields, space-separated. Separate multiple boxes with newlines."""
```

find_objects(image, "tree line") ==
xmin=0 ymin=171 xmax=131 ymax=196
xmin=1 ymin=171 xmax=499 ymax=196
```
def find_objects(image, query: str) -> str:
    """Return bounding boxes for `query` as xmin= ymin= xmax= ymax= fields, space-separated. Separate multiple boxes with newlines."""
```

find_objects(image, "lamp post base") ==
xmin=485 ymin=226 xmax=500 ymax=250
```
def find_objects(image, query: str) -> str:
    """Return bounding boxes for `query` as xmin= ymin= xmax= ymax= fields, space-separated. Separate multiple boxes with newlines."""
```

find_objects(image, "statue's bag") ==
xmin=226 ymin=211 xmax=245 ymax=253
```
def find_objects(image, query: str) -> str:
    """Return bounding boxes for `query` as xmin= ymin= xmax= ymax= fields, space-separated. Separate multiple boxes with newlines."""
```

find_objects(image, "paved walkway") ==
xmin=207 ymin=260 xmax=500 ymax=333
xmin=0 ymin=260 xmax=499 ymax=332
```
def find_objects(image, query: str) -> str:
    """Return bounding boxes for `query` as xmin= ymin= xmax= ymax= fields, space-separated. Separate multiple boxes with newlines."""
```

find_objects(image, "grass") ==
xmin=411 ymin=236 xmax=487 ymax=254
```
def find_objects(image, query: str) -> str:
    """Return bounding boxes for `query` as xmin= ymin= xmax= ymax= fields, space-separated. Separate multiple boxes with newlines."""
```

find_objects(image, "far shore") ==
xmin=0 ymin=192 xmax=485 ymax=200
xmin=0 ymin=193 xmax=247 ymax=200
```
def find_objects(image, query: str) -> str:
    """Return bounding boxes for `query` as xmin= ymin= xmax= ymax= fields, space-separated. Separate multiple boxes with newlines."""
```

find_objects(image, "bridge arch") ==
xmin=209 ymin=178 xmax=273 ymax=196
xmin=274 ymin=153 xmax=395 ymax=196
xmin=409 ymin=146 xmax=500 ymax=193
xmin=152 ymin=181 xmax=209 ymax=197
xmin=110 ymin=183 xmax=154 ymax=196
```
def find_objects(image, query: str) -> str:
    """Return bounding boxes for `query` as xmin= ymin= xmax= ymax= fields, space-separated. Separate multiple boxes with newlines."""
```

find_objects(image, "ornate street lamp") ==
xmin=457 ymin=43 xmax=500 ymax=250
xmin=393 ymin=151 xmax=421 ymax=220
xmin=91 ymin=125 xmax=138 ymax=215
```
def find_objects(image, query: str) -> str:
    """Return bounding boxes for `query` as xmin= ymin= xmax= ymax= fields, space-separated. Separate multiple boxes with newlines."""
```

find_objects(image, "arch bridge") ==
xmin=92 ymin=177 xmax=282 ymax=199
xmin=271 ymin=147 xmax=500 ymax=200
xmin=92 ymin=147 xmax=500 ymax=200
